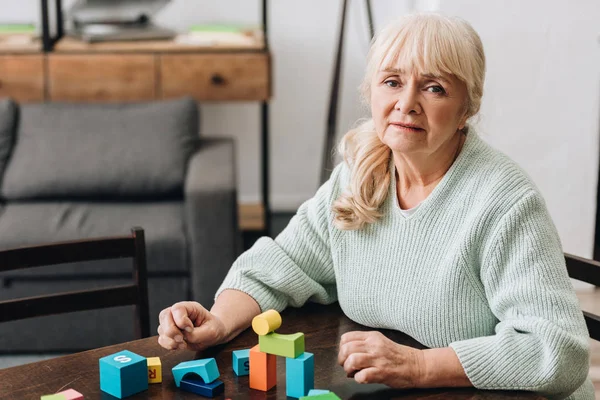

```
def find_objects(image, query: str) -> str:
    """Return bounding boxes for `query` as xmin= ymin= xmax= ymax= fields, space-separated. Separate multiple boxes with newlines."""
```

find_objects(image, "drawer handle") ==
xmin=211 ymin=74 xmax=226 ymax=86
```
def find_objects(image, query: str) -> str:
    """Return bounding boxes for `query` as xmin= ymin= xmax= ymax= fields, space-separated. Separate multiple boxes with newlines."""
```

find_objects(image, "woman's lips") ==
xmin=390 ymin=122 xmax=424 ymax=132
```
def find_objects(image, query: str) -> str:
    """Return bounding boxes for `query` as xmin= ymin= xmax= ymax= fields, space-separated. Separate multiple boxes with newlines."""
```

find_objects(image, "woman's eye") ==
xmin=384 ymin=80 xmax=399 ymax=88
xmin=427 ymin=85 xmax=446 ymax=94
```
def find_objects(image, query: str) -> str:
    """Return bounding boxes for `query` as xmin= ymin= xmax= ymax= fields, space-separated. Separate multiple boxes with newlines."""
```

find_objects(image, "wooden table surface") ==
xmin=0 ymin=303 xmax=544 ymax=400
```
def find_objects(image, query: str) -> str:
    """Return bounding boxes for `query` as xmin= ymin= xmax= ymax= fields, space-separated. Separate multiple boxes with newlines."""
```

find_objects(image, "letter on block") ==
xmin=252 ymin=309 xmax=282 ymax=335
xmin=180 ymin=376 xmax=225 ymax=398
xmin=249 ymin=344 xmax=277 ymax=391
xmin=300 ymin=392 xmax=341 ymax=400
xmin=57 ymin=389 xmax=84 ymax=400
xmin=232 ymin=349 xmax=250 ymax=376
xmin=99 ymin=350 xmax=148 ymax=399
xmin=286 ymin=352 xmax=314 ymax=398
xmin=147 ymin=357 xmax=162 ymax=383
xmin=172 ymin=358 xmax=219 ymax=387
xmin=259 ymin=332 xmax=305 ymax=358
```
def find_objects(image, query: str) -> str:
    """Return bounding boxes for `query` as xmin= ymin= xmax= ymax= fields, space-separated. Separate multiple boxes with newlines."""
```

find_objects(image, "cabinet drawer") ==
xmin=0 ymin=55 xmax=45 ymax=102
xmin=48 ymin=54 xmax=156 ymax=102
xmin=160 ymin=53 xmax=270 ymax=101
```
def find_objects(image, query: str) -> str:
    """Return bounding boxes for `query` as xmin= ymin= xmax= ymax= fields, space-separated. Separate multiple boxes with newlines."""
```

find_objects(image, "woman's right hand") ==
xmin=157 ymin=301 xmax=228 ymax=352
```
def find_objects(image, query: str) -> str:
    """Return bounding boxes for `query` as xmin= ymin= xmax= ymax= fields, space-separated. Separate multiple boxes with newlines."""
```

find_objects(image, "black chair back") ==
xmin=0 ymin=227 xmax=150 ymax=339
xmin=565 ymin=253 xmax=600 ymax=341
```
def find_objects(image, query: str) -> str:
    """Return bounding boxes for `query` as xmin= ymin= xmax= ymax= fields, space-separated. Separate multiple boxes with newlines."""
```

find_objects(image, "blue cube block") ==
xmin=99 ymin=350 xmax=148 ymax=399
xmin=232 ymin=349 xmax=250 ymax=376
xmin=172 ymin=358 xmax=220 ymax=387
xmin=308 ymin=389 xmax=331 ymax=396
xmin=286 ymin=352 xmax=314 ymax=398
xmin=180 ymin=376 xmax=224 ymax=398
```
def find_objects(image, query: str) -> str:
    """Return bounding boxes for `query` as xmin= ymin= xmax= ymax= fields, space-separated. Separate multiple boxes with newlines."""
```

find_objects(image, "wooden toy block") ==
xmin=40 ymin=395 xmax=66 ymax=400
xmin=147 ymin=357 xmax=162 ymax=383
xmin=259 ymin=332 xmax=305 ymax=358
xmin=252 ymin=309 xmax=282 ymax=335
xmin=57 ymin=389 xmax=84 ymax=400
xmin=232 ymin=349 xmax=250 ymax=376
xmin=249 ymin=344 xmax=277 ymax=391
xmin=99 ymin=350 xmax=148 ymax=399
xmin=307 ymin=389 xmax=330 ymax=396
xmin=172 ymin=358 xmax=219 ymax=387
xmin=180 ymin=376 xmax=225 ymax=398
xmin=286 ymin=352 xmax=314 ymax=398
xmin=300 ymin=392 xmax=341 ymax=400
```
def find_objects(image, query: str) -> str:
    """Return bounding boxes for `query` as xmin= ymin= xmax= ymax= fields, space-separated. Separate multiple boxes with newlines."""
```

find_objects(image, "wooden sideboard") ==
xmin=0 ymin=34 xmax=270 ymax=231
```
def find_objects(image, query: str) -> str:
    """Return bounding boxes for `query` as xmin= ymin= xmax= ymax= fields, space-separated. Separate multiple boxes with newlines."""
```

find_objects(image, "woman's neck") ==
xmin=394 ymin=132 xmax=466 ymax=209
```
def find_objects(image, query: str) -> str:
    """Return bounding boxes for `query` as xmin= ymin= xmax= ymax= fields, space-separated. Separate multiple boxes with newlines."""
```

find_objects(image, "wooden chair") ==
xmin=565 ymin=253 xmax=600 ymax=340
xmin=0 ymin=227 xmax=150 ymax=339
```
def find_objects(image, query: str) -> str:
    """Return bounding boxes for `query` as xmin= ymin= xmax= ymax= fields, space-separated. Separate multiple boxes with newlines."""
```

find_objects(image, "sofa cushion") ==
xmin=1 ymin=97 xmax=198 ymax=200
xmin=0 ymin=98 xmax=17 ymax=189
xmin=0 ymin=201 xmax=188 ymax=274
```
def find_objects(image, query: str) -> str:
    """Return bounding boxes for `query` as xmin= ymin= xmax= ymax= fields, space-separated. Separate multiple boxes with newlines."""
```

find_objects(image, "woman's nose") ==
xmin=394 ymin=87 xmax=421 ymax=114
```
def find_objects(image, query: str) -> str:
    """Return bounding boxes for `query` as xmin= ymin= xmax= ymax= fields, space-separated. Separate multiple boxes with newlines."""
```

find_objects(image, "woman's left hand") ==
xmin=337 ymin=331 xmax=425 ymax=388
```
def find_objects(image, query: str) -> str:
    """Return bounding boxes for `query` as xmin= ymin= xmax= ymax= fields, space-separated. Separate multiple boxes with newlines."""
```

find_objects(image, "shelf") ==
xmin=0 ymin=34 xmax=42 ymax=53
xmin=239 ymin=203 xmax=265 ymax=231
xmin=53 ymin=32 xmax=265 ymax=53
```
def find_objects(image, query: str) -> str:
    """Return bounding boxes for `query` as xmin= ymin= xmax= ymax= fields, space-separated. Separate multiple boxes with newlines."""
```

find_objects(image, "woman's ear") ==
xmin=458 ymin=116 xmax=468 ymax=131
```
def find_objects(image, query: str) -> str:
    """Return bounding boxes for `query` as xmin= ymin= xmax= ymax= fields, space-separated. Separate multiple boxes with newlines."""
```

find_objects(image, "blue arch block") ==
xmin=286 ymin=352 xmax=314 ymax=398
xmin=172 ymin=358 xmax=220 ymax=387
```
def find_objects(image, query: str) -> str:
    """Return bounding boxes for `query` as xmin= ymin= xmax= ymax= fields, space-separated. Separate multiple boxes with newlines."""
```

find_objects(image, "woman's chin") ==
xmin=381 ymin=135 xmax=424 ymax=153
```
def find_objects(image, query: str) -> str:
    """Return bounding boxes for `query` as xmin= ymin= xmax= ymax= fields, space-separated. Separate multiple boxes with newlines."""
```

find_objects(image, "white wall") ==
xmin=3 ymin=0 xmax=600 ymax=257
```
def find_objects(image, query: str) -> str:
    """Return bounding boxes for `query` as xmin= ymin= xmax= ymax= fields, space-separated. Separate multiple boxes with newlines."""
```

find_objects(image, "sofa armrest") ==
xmin=184 ymin=137 xmax=240 ymax=307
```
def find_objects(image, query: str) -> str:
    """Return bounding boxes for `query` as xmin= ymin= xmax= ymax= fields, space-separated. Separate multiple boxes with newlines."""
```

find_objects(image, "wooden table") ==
xmin=0 ymin=303 xmax=544 ymax=400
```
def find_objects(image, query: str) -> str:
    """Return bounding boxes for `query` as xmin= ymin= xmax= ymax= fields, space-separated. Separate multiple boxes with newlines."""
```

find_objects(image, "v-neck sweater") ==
xmin=216 ymin=132 xmax=593 ymax=399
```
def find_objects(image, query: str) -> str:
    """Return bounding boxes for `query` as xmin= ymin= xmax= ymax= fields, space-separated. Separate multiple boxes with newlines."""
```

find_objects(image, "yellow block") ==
xmin=252 ymin=309 xmax=282 ymax=336
xmin=147 ymin=357 xmax=162 ymax=384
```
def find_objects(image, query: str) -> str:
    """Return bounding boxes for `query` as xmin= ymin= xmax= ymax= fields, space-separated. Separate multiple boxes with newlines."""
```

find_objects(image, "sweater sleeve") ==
xmin=449 ymin=190 xmax=590 ymax=399
xmin=214 ymin=166 xmax=341 ymax=313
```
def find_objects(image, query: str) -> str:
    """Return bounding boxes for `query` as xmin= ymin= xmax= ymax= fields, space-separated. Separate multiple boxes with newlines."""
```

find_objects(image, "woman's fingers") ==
xmin=353 ymin=367 xmax=379 ymax=384
xmin=171 ymin=302 xmax=205 ymax=332
xmin=338 ymin=340 xmax=370 ymax=365
xmin=342 ymin=352 xmax=372 ymax=376
xmin=339 ymin=330 xmax=371 ymax=346
xmin=157 ymin=307 xmax=186 ymax=350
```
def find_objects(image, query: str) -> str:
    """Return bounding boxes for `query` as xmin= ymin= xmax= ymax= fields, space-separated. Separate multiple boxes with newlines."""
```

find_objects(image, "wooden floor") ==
xmin=576 ymin=289 xmax=600 ymax=397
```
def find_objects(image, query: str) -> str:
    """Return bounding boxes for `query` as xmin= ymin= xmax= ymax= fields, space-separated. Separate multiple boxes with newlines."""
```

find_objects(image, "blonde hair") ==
xmin=333 ymin=13 xmax=486 ymax=230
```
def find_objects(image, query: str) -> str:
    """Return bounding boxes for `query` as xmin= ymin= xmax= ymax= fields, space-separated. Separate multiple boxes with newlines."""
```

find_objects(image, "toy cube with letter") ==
xmin=147 ymin=357 xmax=162 ymax=383
xmin=99 ymin=350 xmax=148 ymax=399
xmin=232 ymin=349 xmax=250 ymax=376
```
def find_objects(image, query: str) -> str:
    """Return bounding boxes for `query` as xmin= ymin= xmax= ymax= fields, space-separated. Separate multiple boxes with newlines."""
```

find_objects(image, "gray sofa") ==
xmin=0 ymin=97 xmax=240 ymax=352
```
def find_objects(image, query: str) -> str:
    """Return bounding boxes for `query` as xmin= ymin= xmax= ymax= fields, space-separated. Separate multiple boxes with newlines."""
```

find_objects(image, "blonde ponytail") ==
xmin=333 ymin=120 xmax=391 ymax=230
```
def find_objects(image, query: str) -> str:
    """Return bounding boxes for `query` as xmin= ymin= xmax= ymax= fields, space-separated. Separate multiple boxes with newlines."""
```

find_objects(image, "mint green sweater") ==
xmin=217 ymin=132 xmax=593 ymax=399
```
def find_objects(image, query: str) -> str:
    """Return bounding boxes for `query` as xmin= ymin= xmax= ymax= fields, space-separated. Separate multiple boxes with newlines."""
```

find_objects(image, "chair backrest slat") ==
xmin=583 ymin=311 xmax=600 ymax=341
xmin=0 ymin=227 xmax=150 ymax=345
xmin=564 ymin=253 xmax=600 ymax=287
xmin=0 ymin=285 xmax=138 ymax=323
xmin=0 ymin=237 xmax=134 ymax=272
xmin=564 ymin=253 xmax=600 ymax=341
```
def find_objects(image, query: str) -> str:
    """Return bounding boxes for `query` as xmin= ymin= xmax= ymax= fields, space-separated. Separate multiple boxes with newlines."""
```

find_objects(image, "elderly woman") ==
xmin=158 ymin=13 xmax=593 ymax=399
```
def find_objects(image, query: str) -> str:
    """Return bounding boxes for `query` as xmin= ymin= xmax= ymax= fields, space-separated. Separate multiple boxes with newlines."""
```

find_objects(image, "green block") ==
xmin=40 ymin=395 xmax=67 ymax=400
xmin=258 ymin=332 xmax=305 ymax=358
xmin=300 ymin=392 xmax=341 ymax=400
